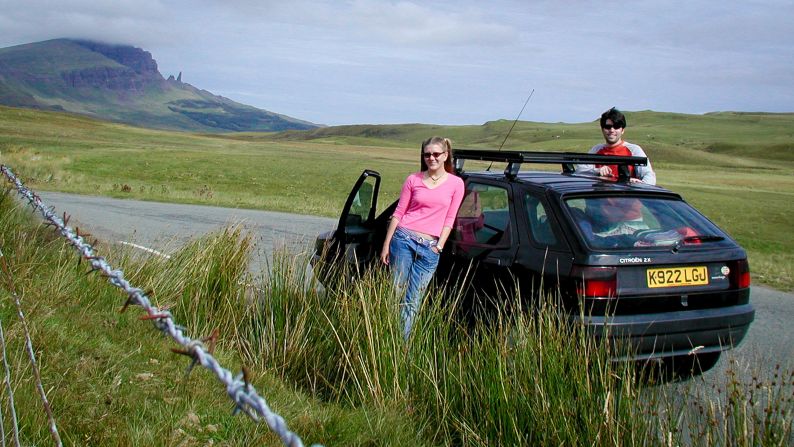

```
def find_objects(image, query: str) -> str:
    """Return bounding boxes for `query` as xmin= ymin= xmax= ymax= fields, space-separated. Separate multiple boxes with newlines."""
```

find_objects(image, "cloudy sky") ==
xmin=1 ymin=0 xmax=792 ymax=126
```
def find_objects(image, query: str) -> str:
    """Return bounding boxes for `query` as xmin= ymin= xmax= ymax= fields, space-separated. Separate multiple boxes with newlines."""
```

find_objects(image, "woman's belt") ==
xmin=396 ymin=227 xmax=438 ymax=247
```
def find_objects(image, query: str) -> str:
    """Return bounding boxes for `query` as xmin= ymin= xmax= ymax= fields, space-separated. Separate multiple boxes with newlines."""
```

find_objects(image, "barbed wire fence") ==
xmin=0 ymin=164 xmax=320 ymax=447
xmin=0 ymin=248 xmax=62 ymax=447
xmin=0 ymin=316 xmax=21 ymax=447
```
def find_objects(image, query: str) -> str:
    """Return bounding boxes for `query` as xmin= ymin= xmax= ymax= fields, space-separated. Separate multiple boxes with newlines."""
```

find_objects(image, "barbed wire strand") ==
xmin=0 ymin=314 xmax=21 ymax=447
xmin=0 ymin=165 xmax=318 ymax=447
xmin=0 ymin=249 xmax=62 ymax=447
xmin=0 ymin=326 xmax=3 ymax=447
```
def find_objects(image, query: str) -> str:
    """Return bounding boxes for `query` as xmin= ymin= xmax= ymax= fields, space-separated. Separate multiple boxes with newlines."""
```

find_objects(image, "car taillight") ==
xmin=729 ymin=259 xmax=751 ymax=289
xmin=571 ymin=265 xmax=617 ymax=298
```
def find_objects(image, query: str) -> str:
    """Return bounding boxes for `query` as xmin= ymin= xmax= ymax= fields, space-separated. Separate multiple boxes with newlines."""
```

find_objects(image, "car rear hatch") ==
xmin=575 ymin=251 xmax=751 ymax=315
xmin=563 ymin=194 xmax=755 ymax=358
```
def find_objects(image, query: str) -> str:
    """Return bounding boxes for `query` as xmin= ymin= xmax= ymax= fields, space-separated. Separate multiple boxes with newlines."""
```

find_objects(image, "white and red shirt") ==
xmin=575 ymin=141 xmax=656 ymax=185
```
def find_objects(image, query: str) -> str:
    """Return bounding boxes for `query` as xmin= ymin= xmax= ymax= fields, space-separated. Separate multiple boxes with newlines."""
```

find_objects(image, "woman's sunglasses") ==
xmin=423 ymin=151 xmax=446 ymax=158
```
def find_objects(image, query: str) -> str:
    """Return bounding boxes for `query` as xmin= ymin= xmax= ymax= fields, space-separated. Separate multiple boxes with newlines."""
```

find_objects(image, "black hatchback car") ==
xmin=312 ymin=150 xmax=754 ymax=370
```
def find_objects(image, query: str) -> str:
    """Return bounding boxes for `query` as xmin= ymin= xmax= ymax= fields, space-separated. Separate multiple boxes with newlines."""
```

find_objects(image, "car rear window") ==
xmin=564 ymin=196 xmax=731 ymax=250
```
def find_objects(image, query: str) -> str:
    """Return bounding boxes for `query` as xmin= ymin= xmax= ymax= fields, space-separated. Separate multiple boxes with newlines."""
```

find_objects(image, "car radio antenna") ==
xmin=488 ymin=88 xmax=534 ymax=171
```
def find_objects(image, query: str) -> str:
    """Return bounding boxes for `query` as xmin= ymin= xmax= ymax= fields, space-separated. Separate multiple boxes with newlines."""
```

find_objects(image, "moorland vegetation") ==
xmin=2 ymin=105 xmax=792 ymax=291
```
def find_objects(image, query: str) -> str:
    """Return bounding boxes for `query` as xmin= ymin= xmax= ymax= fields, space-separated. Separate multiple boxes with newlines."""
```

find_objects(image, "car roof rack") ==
xmin=453 ymin=149 xmax=648 ymax=181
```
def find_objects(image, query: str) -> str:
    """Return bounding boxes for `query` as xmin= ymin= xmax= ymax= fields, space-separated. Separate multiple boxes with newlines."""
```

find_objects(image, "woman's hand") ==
xmin=381 ymin=217 xmax=400 ymax=266
xmin=380 ymin=245 xmax=390 ymax=265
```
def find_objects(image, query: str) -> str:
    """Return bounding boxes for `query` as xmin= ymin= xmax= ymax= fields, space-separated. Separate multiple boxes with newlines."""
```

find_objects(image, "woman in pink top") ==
xmin=380 ymin=136 xmax=465 ymax=340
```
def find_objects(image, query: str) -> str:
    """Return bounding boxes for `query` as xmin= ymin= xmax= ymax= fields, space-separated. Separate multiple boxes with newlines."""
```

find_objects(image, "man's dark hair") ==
xmin=599 ymin=107 xmax=626 ymax=129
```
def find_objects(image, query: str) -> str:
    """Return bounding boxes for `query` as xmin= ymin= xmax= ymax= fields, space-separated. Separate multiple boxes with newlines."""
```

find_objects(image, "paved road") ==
xmin=35 ymin=192 xmax=794 ymax=384
xmin=38 ymin=191 xmax=336 ymax=274
xmin=707 ymin=284 xmax=793 ymax=379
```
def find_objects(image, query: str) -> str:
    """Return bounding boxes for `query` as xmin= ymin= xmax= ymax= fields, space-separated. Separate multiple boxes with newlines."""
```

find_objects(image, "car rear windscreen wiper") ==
xmin=682 ymin=235 xmax=725 ymax=244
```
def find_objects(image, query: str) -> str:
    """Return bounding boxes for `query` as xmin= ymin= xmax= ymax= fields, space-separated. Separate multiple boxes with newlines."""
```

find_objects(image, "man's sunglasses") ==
xmin=602 ymin=124 xmax=624 ymax=130
xmin=423 ymin=151 xmax=446 ymax=158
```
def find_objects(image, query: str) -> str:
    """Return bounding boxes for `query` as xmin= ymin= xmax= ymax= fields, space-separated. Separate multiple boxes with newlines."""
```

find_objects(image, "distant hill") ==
xmin=0 ymin=39 xmax=318 ymax=132
xmin=248 ymin=110 xmax=794 ymax=164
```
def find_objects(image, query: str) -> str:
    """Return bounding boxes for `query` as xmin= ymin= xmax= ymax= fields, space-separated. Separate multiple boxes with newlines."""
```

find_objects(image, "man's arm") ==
xmin=626 ymin=143 xmax=656 ymax=185
xmin=574 ymin=145 xmax=603 ymax=176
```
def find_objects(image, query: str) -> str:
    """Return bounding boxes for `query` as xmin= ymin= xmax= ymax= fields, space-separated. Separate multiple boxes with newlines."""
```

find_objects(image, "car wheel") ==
xmin=680 ymin=352 xmax=721 ymax=376
xmin=636 ymin=352 xmax=722 ymax=384
xmin=665 ymin=352 xmax=722 ymax=381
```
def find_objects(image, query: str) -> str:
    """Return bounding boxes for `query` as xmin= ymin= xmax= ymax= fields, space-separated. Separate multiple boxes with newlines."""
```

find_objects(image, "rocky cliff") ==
xmin=60 ymin=40 xmax=165 ymax=91
xmin=74 ymin=40 xmax=160 ymax=75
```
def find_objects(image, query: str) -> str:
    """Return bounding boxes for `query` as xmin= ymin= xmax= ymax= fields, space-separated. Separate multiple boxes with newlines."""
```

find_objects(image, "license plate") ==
xmin=646 ymin=266 xmax=709 ymax=288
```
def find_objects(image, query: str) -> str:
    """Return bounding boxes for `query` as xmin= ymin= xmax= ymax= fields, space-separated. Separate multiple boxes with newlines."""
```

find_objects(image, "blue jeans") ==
xmin=389 ymin=227 xmax=440 ymax=340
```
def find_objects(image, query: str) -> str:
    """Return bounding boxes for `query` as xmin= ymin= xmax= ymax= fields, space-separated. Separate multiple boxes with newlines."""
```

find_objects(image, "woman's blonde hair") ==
xmin=420 ymin=136 xmax=454 ymax=173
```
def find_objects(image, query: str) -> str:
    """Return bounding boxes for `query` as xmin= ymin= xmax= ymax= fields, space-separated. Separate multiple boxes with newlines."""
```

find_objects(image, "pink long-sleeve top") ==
xmin=392 ymin=172 xmax=465 ymax=237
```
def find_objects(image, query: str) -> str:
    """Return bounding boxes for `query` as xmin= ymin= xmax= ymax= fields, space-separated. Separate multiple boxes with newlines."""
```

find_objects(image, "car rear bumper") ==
xmin=576 ymin=304 xmax=755 ymax=360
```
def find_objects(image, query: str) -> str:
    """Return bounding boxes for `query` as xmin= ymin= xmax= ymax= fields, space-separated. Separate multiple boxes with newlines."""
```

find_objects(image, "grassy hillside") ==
xmin=0 ymin=39 xmax=317 ymax=132
xmin=253 ymin=110 xmax=794 ymax=163
xmin=1 ymin=105 xmax=792 ymax=290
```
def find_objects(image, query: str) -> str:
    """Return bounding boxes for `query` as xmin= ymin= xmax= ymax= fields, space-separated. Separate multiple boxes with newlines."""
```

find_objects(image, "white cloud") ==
xmin=341 ymin=1 xmax=517 ymax=47
xmin=0 ymin=0 xmax=793 ymax=125
xmin=0 ymin=0 xmax=176 ymax=48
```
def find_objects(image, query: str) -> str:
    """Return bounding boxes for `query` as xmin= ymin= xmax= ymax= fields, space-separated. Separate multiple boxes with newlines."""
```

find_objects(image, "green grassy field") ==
xmin=1 ymin=105 xmax=793 ymax=290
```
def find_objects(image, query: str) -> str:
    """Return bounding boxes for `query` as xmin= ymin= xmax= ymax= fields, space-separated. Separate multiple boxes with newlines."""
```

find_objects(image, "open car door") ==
xmin=332 ymin=169 xmax=381 ymax=275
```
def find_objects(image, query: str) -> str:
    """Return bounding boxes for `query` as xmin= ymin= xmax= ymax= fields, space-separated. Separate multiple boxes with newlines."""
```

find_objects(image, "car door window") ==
xmin=525 ymin=194 xmax=558 ymax=246
xmin=335 ymin=170 xmax=380 ymax=268
xmin=339 ymin=175 xmax=378 ymax=235
xmin=347 ymin=179 xmax=375 ymax=227
xmin=453 ymin=182 xmax=510 ymax=247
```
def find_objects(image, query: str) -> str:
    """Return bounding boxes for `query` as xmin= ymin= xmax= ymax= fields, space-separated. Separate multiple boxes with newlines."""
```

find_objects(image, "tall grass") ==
xmin=0 ymin=191 xmax=426 ymax=445
xmin=192 ymin=250 xmax=790 ymax=446
xmin=1 ymin=189 xmax=791 ymax=445
xmin=124 ymin=229 xmax=793 ymax=445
